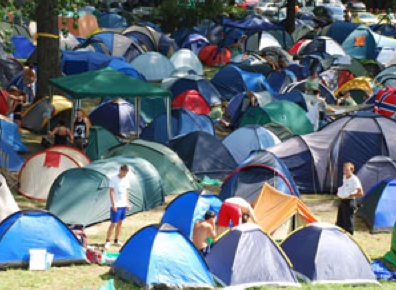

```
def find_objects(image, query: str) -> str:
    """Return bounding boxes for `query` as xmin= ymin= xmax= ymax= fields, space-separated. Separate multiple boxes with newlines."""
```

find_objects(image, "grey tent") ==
xmin=206 ymin=223 xmax=299 ymax=288
xmin=357 ymin=156 xmax=396 ymax=194
xmin=103 ymin=139 xmax=201 ymax=195
xmin=46 ymin=156 xmax=164 ymax=226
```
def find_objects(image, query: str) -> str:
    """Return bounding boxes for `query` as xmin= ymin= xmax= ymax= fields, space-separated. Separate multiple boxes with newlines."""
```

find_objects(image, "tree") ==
xmin=285 ymin=0 xmax=296 ymax=34
xmin=0 ymin=0 xmax=93 ymax=101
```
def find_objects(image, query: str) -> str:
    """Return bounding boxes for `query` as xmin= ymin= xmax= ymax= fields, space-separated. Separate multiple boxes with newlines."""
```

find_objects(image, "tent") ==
xmin=161 ymin=191 xmax=223 ymax=238
xmin=206 ymin=223 xmax=299 ymax=288
xmin=0 ymin=139 xmax=24 ymax=172
xmin=198 ymin=45 xmax=231 ymax=67
xmin=292 ymin=24 xmax=314 ymax=42
xmin=60 ymin=32 xmax=80 ymax=51
xmin=335 ymin=77 xmax=379 ymax=104
xmin=167 ymin=77 xmax=222 ymax=106
xmin=268 ymin=30 xmax=294 ymax=51
xmin=168 ymin=131 xmax=237 ymax=179
xmin=18 ymin=150 xmax=82 ymax=201
xmin=46 ymin=145 xmax=90 ymax=166
xmin=21 ymin=95 xmax=73 ymax=133
xmin=263 ymin=122 xmax=295 ymax=141
xmin=141 ymin=109 xmax=215 ymax=144
xmin=0 ymin=174 xmax=19 ymax=222
xmin=375 ymin=87 xmax=396 ymax=117
xmin=211 ymin=64 xmax=274 ymax=100
xmin=358 ymin=179 xmax=396 ymax=233
xmin=222 ymin=125 xmax=281 ymax=164
xmin=171 ymin=90 xmax=211 ymax=115
xmin=114 ymin=223 xmax=215 ymax=288
xmin=0 ymin=210 xmax=86 ymax=268
xmin=320 ymin=22 xmax=360 ymax=45
xmin=106 ymin=59 xmax=146 ymax=81
xmin=0 ymin=21 xmax=31 ymax=40
xmin=46 ymin=156 xmax=164 ymax=227
xmin=220 ymin=150 xmax=300 ymax=203
xmin=98 ymin=13 xmax=128 ymax=29
xmin=130 ymin=52 xmax=175 ymax=82
xmin=10 ymin=35 xmax=35 ymax=59
xmin=222 ymin=15 xmax=280 ymax=31
xmin=103 ymin=139 xmax=200 ymax=196
xmin=49 ymin=67 xmax=173 ymax=139
xmin=182 ymin=33 xmax=210 ymax=55
xmin=384 ymin=221 xmax=396 ymax=268
xmin=282 ymin=80 xmax=336 ymax=104
xmin=89 ymin=99 xmax=145 ymax=136
xmin=170 ymin=49 xmax=204 ymax=76
xmin=85 ymin=126 xmax=120 ymax=161
xmin=371 ymin=24 xmax=396 ymax=38
xmin=239 ymin=101 xmax=314 ymax=136
xmin=0 ymin=59 xmax=22 ymax=88
xmin=357 ymin=156 xmax=396 ymax=194
xmin=280 ymin=223 xmax=378 ymax=285
xmin=266 ymin=70 xmax=296 ymax=93
xmin=268 ymin=113 xmax=396 ymax=193
xmin=253 ymin=183 xmax=317 ymax=240
xmin=297 ymin=36 xmax=346 ymax=57
xmin=245 ymin=32 xmax=281 ymax=52
xmin=0 ymin=119 xmax=27 ymax=152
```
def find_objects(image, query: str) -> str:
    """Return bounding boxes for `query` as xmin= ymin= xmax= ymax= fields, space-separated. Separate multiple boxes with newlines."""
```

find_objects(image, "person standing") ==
xmin=336 ymin=162 xmax=364 ymax=235
xmin=217 ymin=197 xmax=258 ymax=235
xmin=72 ymin=108 xmax=90 ymax=150
xmin=22 ymin=63 xmax=36 ymax=102
xmin=105 ymin=165 xmax=131 ymax=249
xmin=192 ymin=211 xmax=217 ymax=256
xmin=305 ymin=71 xmax=319 ymax=95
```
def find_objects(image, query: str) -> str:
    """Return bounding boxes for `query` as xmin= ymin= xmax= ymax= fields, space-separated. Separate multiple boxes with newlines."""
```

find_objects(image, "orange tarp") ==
xmin=58 ymin=14 xmax=98 ymax=38
xmin=253 ymin=183 xmax=318 ymax=235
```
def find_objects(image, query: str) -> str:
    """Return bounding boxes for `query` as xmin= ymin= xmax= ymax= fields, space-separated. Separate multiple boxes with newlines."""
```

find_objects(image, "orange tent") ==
xmin=58 ymin=14 xmax=99 ymax=38
xmin=253 ymin=183 xmax=318 ymax=240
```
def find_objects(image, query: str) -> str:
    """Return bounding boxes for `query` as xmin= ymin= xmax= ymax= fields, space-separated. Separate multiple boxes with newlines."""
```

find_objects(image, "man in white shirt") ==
xmin=105 ymin=165 xmax=130 ymax=249
xmin=336 ymin=162 xmax=364 ymax=235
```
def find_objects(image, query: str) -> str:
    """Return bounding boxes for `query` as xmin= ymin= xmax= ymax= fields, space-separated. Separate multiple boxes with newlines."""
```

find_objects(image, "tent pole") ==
xmin=134 ymin=97 xmax=141 ymax=138
xmin=166 ymin=96 xmax=172 ymax=139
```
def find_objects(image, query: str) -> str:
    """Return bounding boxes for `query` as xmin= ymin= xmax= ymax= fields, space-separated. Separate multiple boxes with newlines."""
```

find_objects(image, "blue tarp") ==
xmin=371 ymin=259 xmax=396 ymax=281
xmin=0 ymin=140 xmax=24 ymax=172
xmin=141 ymin=109 xmax=215 ymax=144
xmin=1 ymin=120 xmax=27 ymax=152
xmin=220 ymin=150 xmax=300 ymax=203
xmin=161 ymin=191 xmax=223 ymax=238
xmin=114 ymin=224 xmax=215 ymax=288
xmin=10 ymin=35 xmax=35 ymax=59
xmin=0 ymin=210 xmax=86 ymax=268
xmin=107 ymin=59 xmax=146 ymax=81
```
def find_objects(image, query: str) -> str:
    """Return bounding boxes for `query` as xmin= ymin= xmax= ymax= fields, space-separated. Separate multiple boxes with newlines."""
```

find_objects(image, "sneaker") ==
xmin=104 ymin=241 xmax=111 ymax=249
xmin=114 ymin=241 xmax=123 ymax=247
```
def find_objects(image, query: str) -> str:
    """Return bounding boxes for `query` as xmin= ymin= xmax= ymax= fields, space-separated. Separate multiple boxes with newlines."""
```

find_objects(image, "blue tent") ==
xmin=89 ymin=100 xmax=145 ymax=136
xmin=10 ymin=35 xmax=35 ymax=59
xmin=141 ymin=109 xmax=215 ymax=144
xmin=62 ymin=50 xmax=125 ymax=75
xmin=168 ymin=131 xmax=237 ymax=179
xmin=223 ymin=125 xmax=281 ymax=164
xmin=98 ymin=13 xmax=128 ymax=29
xmin=222 ymin=15 xmax=281 ymax=31
xmin=206 ymin=223 xmax=299 ymax=288
xmin=170 ymin=49 xmax=204 ymax=76
xmin=211 ymin=65 xmax=275 ymax=100
xmin=0 ymin=210 xmax=86 ymax=268
xmin=280 ymin=223 xmax=378 ymax=285
xmin=0 ymin=140 xmax=24 ymax=172
xmin=358 ymin=179 xmax=396 ymax=233
xmin=106 ymin=59 xmax=146 ymax=81
xmin=220 ymin=150 xmax=300 ymax=203
xmin=161 ymin=191 xmax=223 ymax=238
xmin=276 ymin=90 xmax=308 ymax=111
xmin=267 ymin=70 xmax=296 ymax=94
xmin=182 ymin=33 xmax=210 ymax=55
xmin=131 ymin=52 xmax=175 ymax=82
xmin=1 ymin=120 xmax=27 ymax=152
xmin=342 ymin=26 xmax=377 ymax=60
xmin=169 ymin=77 xmax=222 ymax=106
xmin=114 ymin=224 xmax=215 ymax=288
xmin=371 ymin=24 xmax=396 ymax=38
xmin=322 ymin=22 xmax=360 ymax=44
xmin=286 ymin=64 xmax=310 ymax=81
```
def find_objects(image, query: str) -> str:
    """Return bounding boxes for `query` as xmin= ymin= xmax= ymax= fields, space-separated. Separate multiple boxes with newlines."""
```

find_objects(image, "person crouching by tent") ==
xmin=192 ymin=210 xmax=217 ymax=256
xmin=49 ymin=120 xmax=74 ymax=146
xmin=105 ymin=165 xmax=131 ymax=249
xmin=7 ymin=86 xmax=26 ymax=135
xmin=217 ymin=197 xmax=258 ymax=235
xmin=72 ymin=108 xmax=90 ymax=150
xmin=336 ymin=162 xmax=364 ymax=235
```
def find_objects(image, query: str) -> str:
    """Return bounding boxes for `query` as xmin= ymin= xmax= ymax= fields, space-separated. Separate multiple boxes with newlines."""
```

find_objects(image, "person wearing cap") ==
xmin=192 ymin=210 xmax=217 ymax=255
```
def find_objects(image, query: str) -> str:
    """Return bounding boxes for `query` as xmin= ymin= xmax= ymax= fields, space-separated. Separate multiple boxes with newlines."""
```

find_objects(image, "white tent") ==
xmin=18 ymin=150 xmax=83 ymax=201
xmin=0 ymin=174 xmax=19 ymax=222
xmin=46 ymin=145 xmax=91 ymax=167
xmin=170 ymin=49 xmax=204 ymax=76
xmin=246 ymin=32 xmax=281 ymax=52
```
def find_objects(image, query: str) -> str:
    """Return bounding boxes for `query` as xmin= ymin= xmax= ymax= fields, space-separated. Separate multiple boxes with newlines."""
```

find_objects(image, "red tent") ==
xmin=338 ymin=70 xmax=355 ymax=88
xmin=172 ymin=90 xmax=211 ymax=115
xmin=375 ymin=87 xmax=396 ymax=117
xmin=198 ymin=45 xmax=231 ymax=67
xmin=0 ymin=90 xmax=9 ymax=116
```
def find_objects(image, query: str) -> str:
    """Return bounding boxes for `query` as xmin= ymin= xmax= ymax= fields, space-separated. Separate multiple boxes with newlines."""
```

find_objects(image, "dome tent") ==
xmin=171 ymin=90 xmax=211 ymax=115
xmin=0 ymin=174 xmax=19 ymax=223
xmin=170 ymin=49 xmax=204 ymax=76
xmin=85 ymin=126 xmax=120 ymax=161
xmin=0 ymin=210 xmax=86 ymax=268
xmin=130 ymin=52 xmax=175 ymax=82
xmin=46 ymin=145 xmax=90 ymax=167
xmin=280 ymin=223 xmax=378 ymax=285
xmin=161 ymin=191 xmax=223 ymax=238
xmin=103 ymin=139 xmax=200 ymax=196
xmin=114 ymin=224 xmax=215 ymax=288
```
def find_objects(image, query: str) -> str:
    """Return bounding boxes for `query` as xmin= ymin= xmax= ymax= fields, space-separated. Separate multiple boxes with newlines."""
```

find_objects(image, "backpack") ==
xmin=86 ymin=246 xmax=102 ymax=264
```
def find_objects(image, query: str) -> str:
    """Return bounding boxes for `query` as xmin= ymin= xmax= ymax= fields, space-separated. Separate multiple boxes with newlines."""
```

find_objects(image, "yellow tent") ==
xmin=335 ymin=77 xmax=383 ymax=97
xmin=253 ymin=183 xmax=318 ymax=240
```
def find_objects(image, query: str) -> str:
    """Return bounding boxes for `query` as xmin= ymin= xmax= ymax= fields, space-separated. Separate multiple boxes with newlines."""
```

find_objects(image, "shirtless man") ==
xmin=192 ymin=211 xmax=217 ymax=255
xmin=217 ymin=197 xmax=258 ymax=235
xmin=22 ymin=63 xmax=36 ymax=102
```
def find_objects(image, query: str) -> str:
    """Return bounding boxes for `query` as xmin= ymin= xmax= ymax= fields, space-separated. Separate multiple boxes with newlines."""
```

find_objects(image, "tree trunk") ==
xmin=285 ymin=0 xmax=296 ymax=35
xmin=35 ymin=0 xmax=61 ymax=102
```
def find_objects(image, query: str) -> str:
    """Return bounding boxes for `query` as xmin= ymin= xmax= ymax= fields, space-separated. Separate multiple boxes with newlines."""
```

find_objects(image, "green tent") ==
xmin=384 ymin=221 xmax=396 ymax=269
xmin=263 ymin=122 xmax=295 ymax=142
xmin=85 ymin=126 xmax=120 ymax=161
xmin=104 ymin=139 xmax=201 ymax=195
xmin=46 ymin=156 xmax=164 ymax=227
xmin=49 ymin=67 xmax=173 ymax=137
xmin=335 ymin=58 xmax=370 ymax=78
xmin=239 ymin=101 xmax=314 ymax=135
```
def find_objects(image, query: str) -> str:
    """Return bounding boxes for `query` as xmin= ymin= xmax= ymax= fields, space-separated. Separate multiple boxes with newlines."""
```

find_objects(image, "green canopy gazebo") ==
xmin=48 ymin=67 xmax=173 ymax=137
